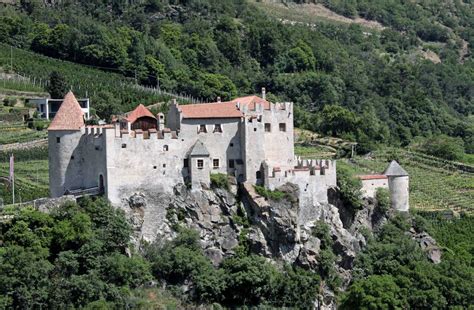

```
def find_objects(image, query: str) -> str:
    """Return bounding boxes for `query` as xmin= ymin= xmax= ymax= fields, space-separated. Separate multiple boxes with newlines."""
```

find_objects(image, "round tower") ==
xmin=48 ymin=91 xmax=85 ymax=197
xmin=383 ymin=160 xmax=409 ymax=212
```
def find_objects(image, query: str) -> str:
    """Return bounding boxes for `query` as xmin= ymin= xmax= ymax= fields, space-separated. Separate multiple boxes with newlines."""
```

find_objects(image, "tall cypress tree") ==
xmin=47 ymin=71 xmax=68 ymax=99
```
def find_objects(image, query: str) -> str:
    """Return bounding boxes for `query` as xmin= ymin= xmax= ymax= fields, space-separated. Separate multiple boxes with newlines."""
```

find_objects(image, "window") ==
xmin=197 ymin=159 xmax=204 ymax=169
xmin=279 ymin=123 xmax=286 ymax=132
xmin=163 ymin=164 xmax=166 ymax=168
xmin=256 ymin=171 xmax=262 ymax=179
xmin=230 ymin=143 xmax=234 ymax=147
xmin=160 ymin=115 xmax=164 ymax=119
xmin=213 ymin=159 xmax=219 ymax=169
xmin=229 ymin=159 xmax=235 ymax=169
xmin=121 ymin=143 xmax=127 ymax=148
xmin=264 ymin=123 xmax=271 ymax=132
xmin=153 ymin=166 xmax=157 ymax=169
xmin=213 ymin=124 xmax=222 ymax=133
xmin=198 ymin=124 xmax=207 ymax=133
xmin=184 ymin=159 xmax=189 ymax=168
xmin=71 ymin=155 xmax=75 ymax=160
xmin=254 ymin=128 xmax=257 ymax=132
xmin=56 ymin=137 xmax=60 ymax=143
xmin=163 ymin=145 xmax=169 ymax=151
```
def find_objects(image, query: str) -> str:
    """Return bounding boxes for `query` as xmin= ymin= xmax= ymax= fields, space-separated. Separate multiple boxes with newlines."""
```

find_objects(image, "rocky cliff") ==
xmin=119 ymin=179 xmax=439 ymax=308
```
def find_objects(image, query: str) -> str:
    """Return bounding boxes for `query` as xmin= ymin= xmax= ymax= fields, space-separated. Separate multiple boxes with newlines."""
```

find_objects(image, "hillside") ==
xmin=0 ymin=0 xmax=472 ymax=152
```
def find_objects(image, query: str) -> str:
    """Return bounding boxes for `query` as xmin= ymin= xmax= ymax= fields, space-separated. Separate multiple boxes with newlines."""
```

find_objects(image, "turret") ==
xmin=48 ymin=91 xmax=85 ymax=197
xmin=157 ymin=112 xmax=165 ymax=131
xmin=384 ymin=160 xmax=409 ymax=212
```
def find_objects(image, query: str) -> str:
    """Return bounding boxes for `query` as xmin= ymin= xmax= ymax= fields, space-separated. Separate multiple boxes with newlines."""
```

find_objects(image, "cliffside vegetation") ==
xmin=1 ymin=196 xmax=472 ymax=308
xmin=0 ymin=0 xmax=472 ymax=153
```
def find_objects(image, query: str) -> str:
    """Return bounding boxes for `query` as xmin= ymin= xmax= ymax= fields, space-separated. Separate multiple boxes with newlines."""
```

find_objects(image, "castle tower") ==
xmin=48 ymin=91 xmax=85 ymax=197
xmin=384 ymin=160 xmax=409 ymax=212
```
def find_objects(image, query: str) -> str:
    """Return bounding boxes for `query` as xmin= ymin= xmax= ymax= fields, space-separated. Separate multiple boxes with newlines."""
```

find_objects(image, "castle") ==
xmin=48 ymin=91 xmax=408 ymax=211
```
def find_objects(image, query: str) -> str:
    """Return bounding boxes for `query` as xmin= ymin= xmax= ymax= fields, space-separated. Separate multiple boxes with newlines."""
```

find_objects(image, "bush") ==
xmin=336 ymin=164 xmax=363 ymax=209
xmin=254 ymin=185 xmax=287 ymax=201
xmin=375 ymin=188 xmax=390 ymax=214
xmin=210 ymin=173 xmax=229 ymax=190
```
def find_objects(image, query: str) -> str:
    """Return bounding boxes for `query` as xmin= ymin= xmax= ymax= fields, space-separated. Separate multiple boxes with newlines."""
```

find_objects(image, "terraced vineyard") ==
xmin=348 ymin=148 xmax=474 ymax=214
xmin=0 ymin=122 xmax=47 ymax=145
xmin=0 ymin=147 xmax=49 ymax=205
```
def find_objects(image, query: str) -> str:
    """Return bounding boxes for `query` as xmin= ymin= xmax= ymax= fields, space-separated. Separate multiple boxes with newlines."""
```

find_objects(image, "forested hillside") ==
xmin=0 ymin=0 xmax=472 ymax=152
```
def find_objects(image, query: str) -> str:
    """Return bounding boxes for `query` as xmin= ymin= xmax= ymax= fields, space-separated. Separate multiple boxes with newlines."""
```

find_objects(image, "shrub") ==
xmin=375 ymin=188 xmax=390 ymax=214
xmin=336 ymin=164 xmax=363 ymax=209
xmin=254 ymin=185 xmax=287 ymax=201
xmin=210 ymin=173 xmax=229 ymax=190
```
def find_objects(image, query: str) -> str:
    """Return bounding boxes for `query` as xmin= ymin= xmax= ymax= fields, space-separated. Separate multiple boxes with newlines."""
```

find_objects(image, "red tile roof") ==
xmin=48 ymin=91 xmax=85 ymax=131
xmin=179 ymin=102 xmax=243 ymax=119
xmin=126 ymin=104 xmax=156 ymax=123
xmin=357 ymin=174 xmax=388 ymax=180
xmin=231 ymin=95 xmax=271 ymax=110
xmin=178 ymin=95 xmax=272 ymax=119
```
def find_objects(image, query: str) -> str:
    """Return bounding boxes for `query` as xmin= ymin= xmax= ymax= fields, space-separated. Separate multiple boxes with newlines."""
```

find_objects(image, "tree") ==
xmin=340 ymin=275 xmax=406 ymax=309
xmin=320 ymin=105 xmax=359 ymax=139
xmin=420 ymin=135 xmax=465 ymax=161
xmin=47 ymin=71 xmax=68 ymax=99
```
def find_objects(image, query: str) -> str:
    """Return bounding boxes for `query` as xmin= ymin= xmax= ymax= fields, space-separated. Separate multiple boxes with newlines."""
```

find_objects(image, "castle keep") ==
xmin=48 ymin=91 xmax=408 ymax=211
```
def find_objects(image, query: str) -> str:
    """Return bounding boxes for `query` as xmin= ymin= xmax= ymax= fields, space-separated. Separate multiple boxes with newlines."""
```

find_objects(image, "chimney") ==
xmin=261 ymin=87 xmax=266 ymax=100
xmin=217 ymin=96 xmax=221 ymax=103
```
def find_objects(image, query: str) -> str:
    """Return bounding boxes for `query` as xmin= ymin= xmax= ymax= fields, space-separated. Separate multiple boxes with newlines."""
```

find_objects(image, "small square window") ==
xmin=56 ymin=137 xmax=60 ymax=143
xmin=153 ymin=166 xmax=157 ymax=169
xmin=163 ymin=145 xmax=169 ymax=151
xmin=197 ymin=159 xmax=204 ymax=169
xmin=264 ymin=123 xmax=271 ymax=132
xmin=213 ymin=159 xmax=219 ymax=169
xmin=121 ymin=143 xmax=127 ymax=148
xmin=213 ymin=124 xmax=222 ymax=133
xmin=229 ymin=159 xmax=235 ymax=169
xmin=95 ymin=146 xmax=100 ymax=150
xmin=163 ymin=164 xmax=166 ymax=168
xmin=230 ymin=143 xmax=234 ymax=147
xmin=198 ymin=124 xmax=207 ymax=133
xmin=279 ymin=123 xmax=286 ymax=132
xmin=71 ymin=155 xmax=75 ymax=160
xmin=254 ymin=128 xmax=257 ymax=132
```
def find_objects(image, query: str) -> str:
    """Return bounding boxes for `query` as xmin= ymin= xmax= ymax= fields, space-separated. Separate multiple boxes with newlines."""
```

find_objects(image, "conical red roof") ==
xmin=48 ymin=91 xmax=85 ymax=131
xmin=126 ymin=104 xmax=156 ymax=123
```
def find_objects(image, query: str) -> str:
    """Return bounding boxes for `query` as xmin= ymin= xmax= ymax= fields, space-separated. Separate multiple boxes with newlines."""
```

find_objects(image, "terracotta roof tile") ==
xmin=48 ymin=91 xmax=85 ymax=131
xmin=179 ymin=102 xmax=243 ymax=119
xmin=357 ymin=174 xmax=388 ymax=180
xmin=126 ymin=104 xmax=156 ymax=123
xmin=231 ymin=95 xmax=271 ymax=110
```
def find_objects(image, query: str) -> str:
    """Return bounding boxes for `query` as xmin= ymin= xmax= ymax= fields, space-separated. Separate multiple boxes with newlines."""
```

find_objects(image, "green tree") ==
xmin=47 ymin=71 xmax=68 ymax=99
xmin=340 ymin=275 xmax=406 ymax=309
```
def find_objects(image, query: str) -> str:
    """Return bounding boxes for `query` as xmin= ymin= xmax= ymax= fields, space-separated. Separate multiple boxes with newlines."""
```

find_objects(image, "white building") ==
xmin=48 ymin=91 xmax=337 ymax=207
xmin=30 ymin=97 xmax=90 ymax=120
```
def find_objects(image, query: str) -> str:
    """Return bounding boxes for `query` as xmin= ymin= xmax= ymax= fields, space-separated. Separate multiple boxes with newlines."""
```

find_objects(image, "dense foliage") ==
xmin=0 ymin=0 xmax=472 ymax=151
xmin=341 ymin=214 xmax=474 ymax=309
xmin=144 ymin=227 xmax=320 ymax=307
xmin=0 ymin=198 xmax=151 ymax=308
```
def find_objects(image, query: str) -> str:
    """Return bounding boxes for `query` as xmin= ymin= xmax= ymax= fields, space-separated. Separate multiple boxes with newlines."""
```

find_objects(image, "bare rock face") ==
xmin=408 ymin=228 xmax=442 ymax=264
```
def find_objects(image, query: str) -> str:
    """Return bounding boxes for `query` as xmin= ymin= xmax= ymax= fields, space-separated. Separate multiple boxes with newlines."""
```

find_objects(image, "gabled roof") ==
xmin=188 ymin=140 xmax=210 ymax=157
xmin=126 ymin=104 xmax=156 ymax=123
xmin=231 ymin=95 xmax=270 ymax=110
xmin=383 ymin=160 xmax=409 ymax=176
xmin=179 ymin=102 xmax=243 ymax=119
xmin=48 ymin=91 xmax=85 ymax=131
